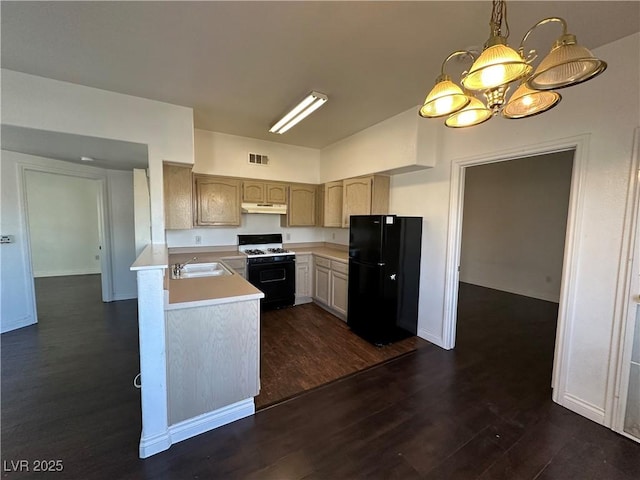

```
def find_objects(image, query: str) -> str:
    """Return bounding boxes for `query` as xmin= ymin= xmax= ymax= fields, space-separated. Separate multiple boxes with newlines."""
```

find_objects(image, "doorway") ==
xmin=455 ymin=152 xmax=574 ymax=399
xmin=442 ymin=135 xmax=592 ymax=414
xmin=23 ymin=168 xmax=113 ymax=307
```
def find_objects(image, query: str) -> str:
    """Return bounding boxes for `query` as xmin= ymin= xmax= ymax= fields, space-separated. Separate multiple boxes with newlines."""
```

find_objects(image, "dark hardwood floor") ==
xmin=258 ymin=303 xmax=427 ymax=408
xmin=2 ymin=278 xmax=639 ymax=479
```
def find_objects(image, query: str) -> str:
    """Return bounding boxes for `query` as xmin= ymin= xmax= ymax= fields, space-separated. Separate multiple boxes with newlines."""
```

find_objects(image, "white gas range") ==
xmin=238 ymin=234 xmax=295 ymax=309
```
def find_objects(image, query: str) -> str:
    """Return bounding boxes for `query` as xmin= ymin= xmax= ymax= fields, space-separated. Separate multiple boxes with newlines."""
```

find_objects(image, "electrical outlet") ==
xmin=195 ymin=235 xmax=202 ymax=245
xmin=0 ymin=235 xmax=15 ymax=244
xmin=286 ymin=233 xmax=291 ymax=241
xmin=95 ymin=255 xmax=100 ymax=260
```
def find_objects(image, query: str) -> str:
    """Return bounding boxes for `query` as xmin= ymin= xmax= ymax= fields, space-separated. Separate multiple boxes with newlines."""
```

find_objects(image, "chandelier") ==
xmin=419 ymin=0 xmax=607 ymax=128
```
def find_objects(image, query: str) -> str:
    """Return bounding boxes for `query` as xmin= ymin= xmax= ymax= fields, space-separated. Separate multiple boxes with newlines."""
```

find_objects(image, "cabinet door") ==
xmin=295 ymin=255 xmax=312 ymax=304
xmin=288 ymin=184 xmax=316 ymax=226
xmin=242 ymin=180 xmax=265 ymax=203
xmin=266 ymin=183 xmax=288 ymax=204
xmin=314 ymin=266 xmax=330 ymax=305
xmin=330 ymin=270 xmax=348 ymax=319
xmin=342 ymin=177 xmax=372 ymax=227
xmin=164 ymin=163 xmax=193 ymax=229
xmin=323 ymin=181 xmax=343 ymax=228
xmin=195 ymin=176 xmax=241 ymax=226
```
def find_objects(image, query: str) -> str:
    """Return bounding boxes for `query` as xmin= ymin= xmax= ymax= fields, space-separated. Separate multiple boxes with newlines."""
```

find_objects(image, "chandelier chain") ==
xmin=490 ymin=0 xmax=510 ymax=38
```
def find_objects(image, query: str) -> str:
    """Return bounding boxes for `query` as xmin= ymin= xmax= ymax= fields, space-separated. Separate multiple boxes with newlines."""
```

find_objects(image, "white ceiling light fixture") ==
xmin=269 ymin=91 xmax=328 ymax=134
xmin=419 ymin=0 xmax=607 ymax=128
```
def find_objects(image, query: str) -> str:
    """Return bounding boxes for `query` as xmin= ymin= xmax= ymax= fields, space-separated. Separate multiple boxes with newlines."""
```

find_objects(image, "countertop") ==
xmin=292 ymin=246 xmax=348 ymax=262
xmin=166 ymin=271 xmax=263 ymax=310
xmin=164 ymin=244 xmax=347 ymax=309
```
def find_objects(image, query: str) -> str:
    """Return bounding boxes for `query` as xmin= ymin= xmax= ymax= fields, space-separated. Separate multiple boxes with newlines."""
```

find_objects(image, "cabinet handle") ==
xmin=390 ymin=273 xmax=396 ymax=280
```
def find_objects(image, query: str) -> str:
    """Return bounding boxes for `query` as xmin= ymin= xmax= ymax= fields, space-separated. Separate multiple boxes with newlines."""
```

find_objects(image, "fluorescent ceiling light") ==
xmin=269 ymin=91 xmax=328 ymax=134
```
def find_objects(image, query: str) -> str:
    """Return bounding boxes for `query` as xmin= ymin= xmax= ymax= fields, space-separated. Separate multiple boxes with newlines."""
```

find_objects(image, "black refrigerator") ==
xmin=347 ymin=215 xmax=422 ymax=345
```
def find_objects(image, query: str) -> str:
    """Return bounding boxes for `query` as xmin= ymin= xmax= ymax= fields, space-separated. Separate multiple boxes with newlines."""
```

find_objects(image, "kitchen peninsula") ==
xmin=131 ymin=246 xmax=263 ymax=457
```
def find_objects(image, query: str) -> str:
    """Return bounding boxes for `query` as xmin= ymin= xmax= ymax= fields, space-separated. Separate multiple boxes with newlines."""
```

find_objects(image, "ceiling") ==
xmin=1 ymin=125 xmax=149 ymax=171
xmin=2 ymin=1 xmax=639 ymax=151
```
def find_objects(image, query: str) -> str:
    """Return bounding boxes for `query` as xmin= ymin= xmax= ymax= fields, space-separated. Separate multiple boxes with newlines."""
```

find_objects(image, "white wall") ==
xmin=1 ymin=69 xmax=194 ymax=331
xmin=166 ymin=129 xmax=325 ymax=248
xmin=194 ymin=129 xmax=320 ymax=183
xmin=25 ymin=171 xmax=101 ymax=277
xmin=108 ymin=170 xmax=138 ymax=300
xmin=459 ymin=151 xmax=573 ymax=302
xmin=320 ymin=107 xmax=438 ymax=182
xmin=1 ymin=69 xmax=195 ymax=242
xmin=1 ymin=151 xmax=138 ymax=331
xmin=377 ymin=33 xmax=639 ymax=425
xmin=166 ymin=215 xmax=321 ymax=248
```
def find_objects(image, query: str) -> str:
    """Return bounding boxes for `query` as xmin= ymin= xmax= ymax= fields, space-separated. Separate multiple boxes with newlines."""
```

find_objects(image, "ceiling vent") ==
xmin=248 ymin=153 xmax=269 ymax=166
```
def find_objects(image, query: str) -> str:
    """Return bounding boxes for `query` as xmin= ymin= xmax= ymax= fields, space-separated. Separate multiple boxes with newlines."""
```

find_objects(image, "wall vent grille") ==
xmin=248 ymin=153 xmax=269 ymax=166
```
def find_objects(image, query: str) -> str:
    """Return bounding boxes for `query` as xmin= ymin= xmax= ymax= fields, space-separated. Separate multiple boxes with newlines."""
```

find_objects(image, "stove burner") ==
xmin=244 ymin=249 xmax=265 ymax=255
xmin=267 ymin=248 xmax=290 ymax=254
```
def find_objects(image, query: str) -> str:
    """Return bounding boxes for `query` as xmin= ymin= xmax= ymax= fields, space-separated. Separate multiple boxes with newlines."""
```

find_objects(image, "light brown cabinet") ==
xmin=282 ymin=183 xmax=317 ymax=227
xmin=295 ymin=253 xmax=313 ymax=305
xmin=342 ymin=175 xmax=390 ymax=228
xmin=164 ymin=163 xmax=193 ymax=230
xmin=322 ymin=181 xmax=344 ymax=228
xmin=194 ymin=175 xmax=241 ymax=226
xmin=313 ymin=256 xmax=348 ymax=320
xmin=242 ymin=180 xmax=288 ymax=204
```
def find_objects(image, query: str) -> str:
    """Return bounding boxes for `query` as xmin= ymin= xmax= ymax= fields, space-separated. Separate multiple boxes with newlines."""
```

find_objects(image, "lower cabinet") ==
xmin=295 ymin=253 xmax=313 ymax=305
xmin=220 ymin=256 xmax=246 ymax=278
xmin=313 ymin=256 xmax=348 ymax=320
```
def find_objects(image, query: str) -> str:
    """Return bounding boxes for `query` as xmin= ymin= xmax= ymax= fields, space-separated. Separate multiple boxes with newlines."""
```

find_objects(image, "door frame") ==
xmin=19 ymin=162 xmax=114 ymax=309
xmin=442 ymin=134 xmax=590 ymax=416
xmin=609 ymin=126 xmax=640 ymax=439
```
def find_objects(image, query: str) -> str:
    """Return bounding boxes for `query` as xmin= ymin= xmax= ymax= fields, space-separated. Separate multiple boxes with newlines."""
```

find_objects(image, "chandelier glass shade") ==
xmin=419 ymin=74 xmax=471 ymax=118
xmin=445 ymin=96 xmax=492 ymax=128
xmin=461 ymin=39 xmax=531 ymax=91
xmin=527 ymin=34 xmax=607 ymax=90
xmin=419 ymin=0 xmax=607 ymax=128
xmin=502 ymin=82 xmax=561 ymax=119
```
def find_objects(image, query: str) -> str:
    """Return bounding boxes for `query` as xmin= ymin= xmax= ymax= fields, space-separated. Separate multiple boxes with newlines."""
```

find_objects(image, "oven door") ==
xmin=247 ymin=258 xmax=295 ymax=309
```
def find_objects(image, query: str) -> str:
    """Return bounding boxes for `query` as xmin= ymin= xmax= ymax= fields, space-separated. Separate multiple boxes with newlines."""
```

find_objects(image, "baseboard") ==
xmin=138 ymin=431 xmax=171 ymax=459
xmin=559 ymin=392 xmax=606 ymax=425
xmin=294 ymin=296 xmax=313 ymax=306
xmin=112 ymin=292 xmax=137 ymax=301
xmin=1 ymin=315 xmax=36 ymax=334
xmin=139 ymin=398 xmax=255 ymax=458
xmin=169 ymin=398 xmax=255 ymax=445
xmin=418 ymin=328 xmax=446 ymax=349
xmin=460 ymin=281 xmax=560 ymax=303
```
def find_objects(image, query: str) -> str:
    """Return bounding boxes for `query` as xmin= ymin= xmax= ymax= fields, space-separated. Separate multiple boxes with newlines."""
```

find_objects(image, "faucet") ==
xmin=173 ymin=256 xmax=198 ymax=277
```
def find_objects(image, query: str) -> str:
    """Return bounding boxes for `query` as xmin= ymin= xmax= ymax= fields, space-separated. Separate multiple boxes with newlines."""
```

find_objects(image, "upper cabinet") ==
xmin=242 ymin=180 xmax=288 ymax=204
xmin=342 ymin=175 xmax=390 ymax=228
xmin=164 ymin=163 xmax=193 ymax=230
xmin=322 ymin=181 xmax=344 ymax=228
xmin=282 ymin=183 xmax=317 ymax=227
xmin=194 ymin=175 xmax=241 ymax=226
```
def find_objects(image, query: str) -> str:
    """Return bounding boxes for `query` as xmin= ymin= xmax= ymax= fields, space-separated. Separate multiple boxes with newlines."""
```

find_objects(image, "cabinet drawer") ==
xmin=331 ymin=260 xmax=348 ymax=274
xmin=315 ymin=256 xmax=331 ymax=268
xmin=295 ymin=253 xmax=311 ymax=265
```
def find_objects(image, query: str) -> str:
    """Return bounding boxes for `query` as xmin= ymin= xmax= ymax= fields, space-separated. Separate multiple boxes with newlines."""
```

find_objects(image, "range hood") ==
xmin=241 ymin=202 xmax=287 ymax=215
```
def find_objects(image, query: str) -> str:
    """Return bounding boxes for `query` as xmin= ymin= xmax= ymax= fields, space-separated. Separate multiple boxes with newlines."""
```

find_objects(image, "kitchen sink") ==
xmin=172 ymin=262 xmax=233 ymax=279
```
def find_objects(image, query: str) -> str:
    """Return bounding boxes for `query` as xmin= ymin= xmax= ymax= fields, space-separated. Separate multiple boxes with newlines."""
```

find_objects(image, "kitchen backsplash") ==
xmin=165 ymin=213 xmax=348 ymax=248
